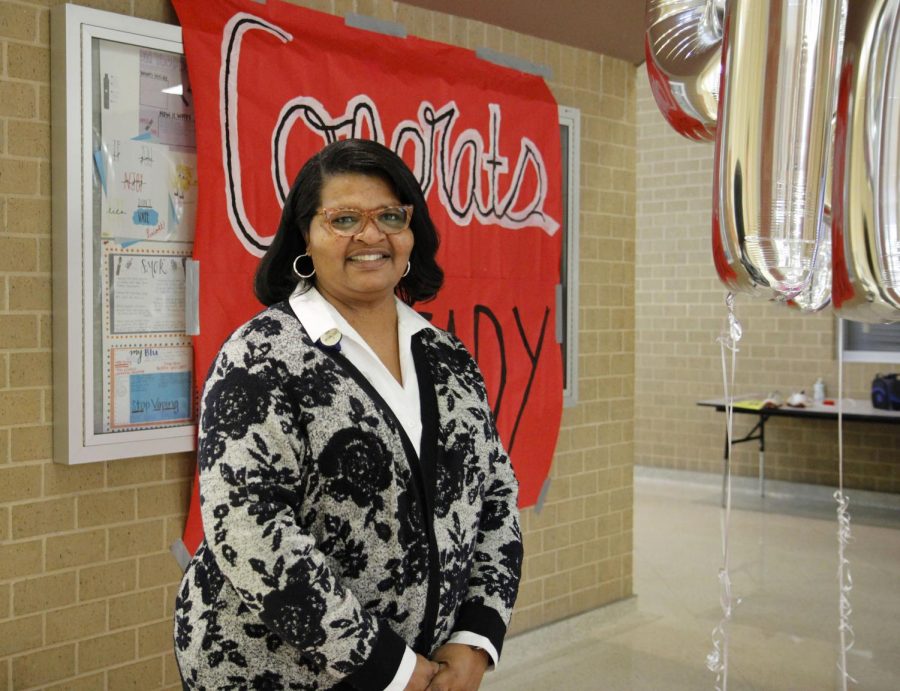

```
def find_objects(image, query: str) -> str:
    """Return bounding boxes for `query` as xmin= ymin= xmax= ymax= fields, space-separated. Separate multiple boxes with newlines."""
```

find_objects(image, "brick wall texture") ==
xmin=636 ymin=74 xmax=900 ymax=493
xmin=0 ymin=1 xmax=635 ymax=687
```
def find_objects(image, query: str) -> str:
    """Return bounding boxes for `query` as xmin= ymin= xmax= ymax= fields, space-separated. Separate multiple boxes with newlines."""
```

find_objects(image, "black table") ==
xmin=697 ymin=397 xmax=900 ymax=503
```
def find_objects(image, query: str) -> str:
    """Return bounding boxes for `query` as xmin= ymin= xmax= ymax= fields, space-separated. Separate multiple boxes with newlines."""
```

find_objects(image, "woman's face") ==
xmin=306 ymin=173 xmax=414 ymax=309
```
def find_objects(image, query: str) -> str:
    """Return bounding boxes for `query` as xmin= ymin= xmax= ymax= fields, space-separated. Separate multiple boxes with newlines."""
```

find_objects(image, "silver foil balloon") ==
xmin=713 ymin=0 xmax=843 ymax=300
xmin=790 ymin=236 xmax=832 ymax=312
xmin=791 ymin=142 xmax=834 ymax=313
xmin=832 ymin=0 xmax=900 ymax=323
xmin=645 ymin=0 xmax=725 ymax=141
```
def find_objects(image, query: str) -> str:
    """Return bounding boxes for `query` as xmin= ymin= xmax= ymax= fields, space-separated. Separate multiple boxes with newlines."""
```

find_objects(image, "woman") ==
xmin=174 ymin=139 xmax=523 ymax=691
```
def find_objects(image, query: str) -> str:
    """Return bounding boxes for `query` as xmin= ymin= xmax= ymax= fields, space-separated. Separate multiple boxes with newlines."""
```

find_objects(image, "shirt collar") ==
xmin=288 ymin=286 xmax=340 ymax=344
xmin=397 ymin=298 xmax=436 ymax=340
xmin=289 ymin=286 xmax=434 ymax=347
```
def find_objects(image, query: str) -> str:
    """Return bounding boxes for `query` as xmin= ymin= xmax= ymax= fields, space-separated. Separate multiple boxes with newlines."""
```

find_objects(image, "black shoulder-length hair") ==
xmin=254 ymin=138 xmax=444 ymax=306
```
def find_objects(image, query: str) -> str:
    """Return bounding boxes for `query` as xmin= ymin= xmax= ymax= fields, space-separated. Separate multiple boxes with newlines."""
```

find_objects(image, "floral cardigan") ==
xmin=174 ymin=302 xmax=523 ymax=690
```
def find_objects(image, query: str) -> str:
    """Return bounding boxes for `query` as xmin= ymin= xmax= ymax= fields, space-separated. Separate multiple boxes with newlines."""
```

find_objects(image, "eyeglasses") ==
xmin=317 ymin=205 xmax=414 ymax=237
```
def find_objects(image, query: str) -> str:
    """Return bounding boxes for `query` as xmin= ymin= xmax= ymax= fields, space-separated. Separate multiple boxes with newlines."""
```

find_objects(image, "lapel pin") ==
xmin=320 ymin=328 xmax=342 ymax=349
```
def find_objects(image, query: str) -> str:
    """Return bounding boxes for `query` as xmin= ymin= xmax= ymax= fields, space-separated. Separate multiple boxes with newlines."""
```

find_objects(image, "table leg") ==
xmin=758 ymin=450 xmax=765 ymax=497
xmin=720 ymin=412 xmax=768 ymax=505
xmin=758 ymin=413 xmax=766 ymax=498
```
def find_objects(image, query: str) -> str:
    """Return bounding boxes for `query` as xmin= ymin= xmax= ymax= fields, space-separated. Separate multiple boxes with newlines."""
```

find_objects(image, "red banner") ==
xmin=173 ymin=0 xmax=563 ymax=552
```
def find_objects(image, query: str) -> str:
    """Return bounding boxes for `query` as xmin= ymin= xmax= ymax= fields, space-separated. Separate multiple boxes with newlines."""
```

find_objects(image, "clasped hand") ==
xmin=403 ymin=643 xmax=491 ymax=691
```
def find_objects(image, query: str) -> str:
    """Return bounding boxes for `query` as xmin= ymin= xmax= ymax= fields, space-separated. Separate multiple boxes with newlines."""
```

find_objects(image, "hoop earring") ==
xmin=293 ymin=253 xmax=315 ymax=279
xmin=402 ymin=261 xmax=411 ymax=278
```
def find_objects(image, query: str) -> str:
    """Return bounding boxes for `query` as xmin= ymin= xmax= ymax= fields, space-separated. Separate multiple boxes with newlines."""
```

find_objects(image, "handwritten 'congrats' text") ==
xmin=220 ymin=13 xmax=560 ymax=256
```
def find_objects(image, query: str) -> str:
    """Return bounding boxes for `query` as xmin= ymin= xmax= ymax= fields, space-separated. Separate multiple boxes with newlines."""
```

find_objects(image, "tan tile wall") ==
xmin=514 ymin=44 xmax=635 ymax=633
xmin=636 ymin=74 xmax=900 ymax=493
xmin=0 ymin=0 xmax=634 ymax=687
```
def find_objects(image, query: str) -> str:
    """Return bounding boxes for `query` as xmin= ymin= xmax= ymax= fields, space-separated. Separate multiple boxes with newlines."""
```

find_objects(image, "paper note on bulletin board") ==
xmin=95 ymin=41 xmax=197 ymax=243
xmin=108 ymin=345 xmax=193 ymax=430
xmin=106 ymin=250 xmax=188 ymax=334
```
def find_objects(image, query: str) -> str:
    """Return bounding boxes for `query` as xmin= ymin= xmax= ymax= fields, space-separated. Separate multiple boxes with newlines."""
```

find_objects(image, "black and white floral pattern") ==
xmin=174 ymin=303 xmax=522 ymax=690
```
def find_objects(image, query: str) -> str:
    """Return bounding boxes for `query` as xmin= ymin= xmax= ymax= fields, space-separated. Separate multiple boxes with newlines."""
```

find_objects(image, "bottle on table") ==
xmin=813 ymin=377 xmax=826 ymax=404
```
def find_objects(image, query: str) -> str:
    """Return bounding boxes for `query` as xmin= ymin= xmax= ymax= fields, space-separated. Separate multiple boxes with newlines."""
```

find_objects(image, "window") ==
xmin=559 ymin=106 xmax=581 ymax=406
xmin=840 ymin=319 xmax=900 ymax=364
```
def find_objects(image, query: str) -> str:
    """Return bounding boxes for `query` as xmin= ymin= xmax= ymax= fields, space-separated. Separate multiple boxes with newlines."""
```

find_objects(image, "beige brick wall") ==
xmin=511 ymin=43 xmax=635 ymax=634
xmin=0 ymin=0 xmax=634 ymax=687
xmin=636 ymin=73 xmax=900 ymax=492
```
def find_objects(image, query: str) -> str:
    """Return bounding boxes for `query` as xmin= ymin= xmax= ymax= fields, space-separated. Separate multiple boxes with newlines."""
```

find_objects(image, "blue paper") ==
xmin=132 ymin=207 xmax=160 ymax=226
xmin=93 ymin=149 xmax=108 ymax=195
xmin=129 ymin=371 xmax=191 ymax=424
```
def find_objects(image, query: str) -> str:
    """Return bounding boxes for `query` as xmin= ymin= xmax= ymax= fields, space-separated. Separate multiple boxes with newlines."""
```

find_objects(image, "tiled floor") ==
xmin=483 ymin=467 xmax=900 ymax=690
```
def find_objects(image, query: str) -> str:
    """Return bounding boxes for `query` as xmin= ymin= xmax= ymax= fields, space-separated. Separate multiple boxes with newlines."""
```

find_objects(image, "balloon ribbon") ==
xmin=707 ymin=292 xmax=743 ymax=691
xmin=835 ymin=324 xmax=856 ymax=688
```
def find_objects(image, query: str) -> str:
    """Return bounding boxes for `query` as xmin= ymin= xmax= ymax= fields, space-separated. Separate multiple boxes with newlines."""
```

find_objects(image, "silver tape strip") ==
xmin=185 ymin=259 xmax=200 ymax=336
xmin=345 ymin=13 xmax=407 ymax=39
xmin=170 ymin=538 xmax=192 ymax=572
xmin=475 ymin=47 xmax=552 ymax=80
xmin=534 ymin=477 xmax=552 ymax=515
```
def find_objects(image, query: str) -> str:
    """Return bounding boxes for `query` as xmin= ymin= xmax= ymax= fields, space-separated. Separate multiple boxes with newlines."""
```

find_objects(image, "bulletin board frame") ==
xmin=51 ymin=4 xmax=197 ymax=464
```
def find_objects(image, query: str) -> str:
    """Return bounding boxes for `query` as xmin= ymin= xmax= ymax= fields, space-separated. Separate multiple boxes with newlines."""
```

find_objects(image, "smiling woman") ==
xmin=174 ymin=139 xmax=523 ymax=691
xmin=255 ymin=139 xmax=443 ymax=310
xmin=306 ymin=173 xmax=415 ymax=323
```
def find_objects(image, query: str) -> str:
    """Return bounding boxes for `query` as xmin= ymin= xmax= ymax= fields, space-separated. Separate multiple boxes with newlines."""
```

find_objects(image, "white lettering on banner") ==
xmin=220 ymin=13 xmax=294 ymax=255
xmin=272 ymin=94 xmax=384 ymax=200
xmin=220 ymin=12 xmax=560 ymax=257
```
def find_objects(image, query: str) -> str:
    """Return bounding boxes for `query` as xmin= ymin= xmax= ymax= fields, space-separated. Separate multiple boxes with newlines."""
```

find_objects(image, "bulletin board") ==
xmin=51 ymin=5 xmax=198 ymax=464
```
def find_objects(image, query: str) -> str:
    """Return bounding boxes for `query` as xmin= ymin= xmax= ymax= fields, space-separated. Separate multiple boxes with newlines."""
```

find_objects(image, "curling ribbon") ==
xmin=707 ymin=292 xmax=743 ymax=691
xmin=834 ymin=330 xmax=856 ymax=689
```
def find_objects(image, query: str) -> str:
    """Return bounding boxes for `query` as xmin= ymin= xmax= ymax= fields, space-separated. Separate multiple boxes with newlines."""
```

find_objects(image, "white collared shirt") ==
xmin=289 ymin=286 xmax=433 ymax=453
xmin=288 ymin=286 xmax=498 ymax=690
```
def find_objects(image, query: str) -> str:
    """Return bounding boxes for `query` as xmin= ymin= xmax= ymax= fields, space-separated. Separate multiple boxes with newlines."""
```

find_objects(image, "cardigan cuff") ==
xmin=451 ymin=602 xmax=508 ymax=658
xmin=343 ymin=623 xmax=408 ymax=691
